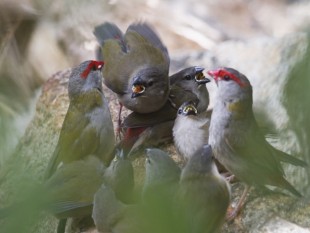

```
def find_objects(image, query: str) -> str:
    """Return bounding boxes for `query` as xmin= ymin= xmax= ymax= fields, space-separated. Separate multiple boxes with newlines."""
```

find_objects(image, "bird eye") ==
xmin=148 ymin=81 xmax=154 ymax=87
xmin=223 ymin=75 xmax=230 ymax=81
xmin=184 ymin=75 xmax=191 ymax=80
xmin=178 ymin=108 xmax=182 ymax=114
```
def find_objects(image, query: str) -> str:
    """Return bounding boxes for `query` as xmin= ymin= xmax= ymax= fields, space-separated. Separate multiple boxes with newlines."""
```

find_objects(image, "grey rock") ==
xmin=258 ymin=217 xmax=310 ymax=233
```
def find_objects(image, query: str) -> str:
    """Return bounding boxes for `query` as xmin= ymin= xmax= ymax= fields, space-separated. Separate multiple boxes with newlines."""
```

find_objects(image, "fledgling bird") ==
xmin=207 ymin=67 xmax=307 ymax=219
xmin=170 ymin=66 xmax=210 ymax=113
xmin=104 ymin=150 xmax=135 ymax=204
xmin=120 ymin=67 xmax=210 ymax=156
xmin=143 ymin=148 xmax=181 ymax=202
xmin=92 ymin=184 xmax=146 ymax=233
xmin=44 ymin=60 xmax=115 ymax=179
xmin=92 ymin=148 xmax=181 ymax=233
xmin=173 ymin=101 xmax=211 ymax=162
xmin=94 ymin=22 xmax=170 ymax=114
xmin=177 ymin=144 xmax=230 ymax=233
xmin=142 ymin=148 xmax=181 ymax=233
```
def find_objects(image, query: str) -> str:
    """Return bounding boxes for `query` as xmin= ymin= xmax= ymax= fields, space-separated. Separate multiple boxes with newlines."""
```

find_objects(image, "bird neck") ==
xmin=70 ymin=90 xmax=104 ymax=111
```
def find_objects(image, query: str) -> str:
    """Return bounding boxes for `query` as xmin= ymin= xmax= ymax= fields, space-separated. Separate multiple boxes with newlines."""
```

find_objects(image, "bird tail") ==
xmin=279 ymin=178 xmax=302 ymax=198
xmin=274 ymin=148 xmax=307 ymax=167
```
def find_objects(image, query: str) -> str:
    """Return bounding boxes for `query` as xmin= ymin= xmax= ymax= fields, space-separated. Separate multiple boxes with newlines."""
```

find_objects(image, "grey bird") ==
xmin=44 ymin=60 xmax=115 ymax=179
xmin=92 ymin=148 xmax=181 ymax=233
xmin=120 ymin=67 xmax=210 ymax=156
xmin=170 ymin=66 xmax=210 ymax=113
xmin=173 ymin=101 xmax=211 ymax=162
xmin=94 ymin=22 xmax=170 ymax=114
xmin=177 ymin=144 xmax=230 ymax=233
xmin=207 ymin=67 xmax=307 ymax=219
xmin=142 ymin=148 xmax=181 ymax=233
xmin=92 ymin=184 xmax=146 ymax=233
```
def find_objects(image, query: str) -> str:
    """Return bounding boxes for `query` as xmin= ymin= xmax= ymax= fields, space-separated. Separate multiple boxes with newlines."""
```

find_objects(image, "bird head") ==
xmin=182 ymin=144 xmax=215 ymax=176
xmin=207 ymin=67 xmax=252 ymax=108
xmin=144 ymin=148 xmax=180 ymax=187
xmin=68 ymin=60 xmax=104 ymax=100
xmin=131 ymin=67 xmax=169 ymax=99
xmin=170 ymin=66 xmax=210 ymax=90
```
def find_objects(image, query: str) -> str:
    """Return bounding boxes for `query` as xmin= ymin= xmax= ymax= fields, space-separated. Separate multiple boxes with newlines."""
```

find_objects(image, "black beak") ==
xmin=194 ymin=66 xmax=204 ymax=73
xmin=194 ymin=66 xmax=210 ymax=85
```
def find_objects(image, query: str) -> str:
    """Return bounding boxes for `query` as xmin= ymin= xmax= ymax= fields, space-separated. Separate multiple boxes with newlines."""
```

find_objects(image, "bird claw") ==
xmin=225 ymin=206 xmax=240 ymax=222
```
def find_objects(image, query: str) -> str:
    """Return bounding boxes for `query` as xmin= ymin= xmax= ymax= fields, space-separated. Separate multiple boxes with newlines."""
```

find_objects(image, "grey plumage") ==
xmin=94 ymin=22 xmax=170 ymax=113
xmin=173 ymin=101 xmax=211 ymax=161
xmin=208 ymin=67 xmax=307 ymax=197
xmin=177 ymin=144 xmax=230 ymax=233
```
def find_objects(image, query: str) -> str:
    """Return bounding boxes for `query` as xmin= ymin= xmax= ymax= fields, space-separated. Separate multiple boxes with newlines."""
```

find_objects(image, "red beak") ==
xmin=207 ymin=69 xmax=220 ymax=78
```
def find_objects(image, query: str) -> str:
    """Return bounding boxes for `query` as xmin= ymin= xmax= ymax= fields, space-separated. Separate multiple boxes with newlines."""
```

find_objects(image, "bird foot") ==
xmin=226 ymin=206 xmax=241 ymax=222
xmin=222 ymin=173 xmax=237 ymax=183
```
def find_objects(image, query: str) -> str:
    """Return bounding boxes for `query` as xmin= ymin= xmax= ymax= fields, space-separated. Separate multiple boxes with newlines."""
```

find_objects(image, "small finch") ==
xmin=177 ymin=144 xmax=230 ymax=233
xmin=207 ymin=67 xmax=307 ymax=219
xmin=44 ymin=60 xmax=115 ymax=179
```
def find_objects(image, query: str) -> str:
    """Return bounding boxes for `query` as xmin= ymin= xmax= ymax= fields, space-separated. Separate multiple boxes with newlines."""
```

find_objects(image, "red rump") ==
xmin=81 ymin=60 xmax=104 ymax=79
xmin=121 ymin=127 xmax=147 ymax=150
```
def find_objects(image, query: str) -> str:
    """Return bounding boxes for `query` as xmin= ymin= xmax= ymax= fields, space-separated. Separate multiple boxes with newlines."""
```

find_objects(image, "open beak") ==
xmin=195 ymin=67 xmax=210 ymax=85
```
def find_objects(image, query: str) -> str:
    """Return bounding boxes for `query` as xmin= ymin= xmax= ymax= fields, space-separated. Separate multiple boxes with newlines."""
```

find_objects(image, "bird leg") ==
xmin=56 ymin=219 xmax=67 ymax=233
xmin=226 ymin=184 xmax=250 ymax=222
xmin=116 ymin=102 xmax=123 ymax=141
xmin=223 ymin=173 xmax=237 ymax=183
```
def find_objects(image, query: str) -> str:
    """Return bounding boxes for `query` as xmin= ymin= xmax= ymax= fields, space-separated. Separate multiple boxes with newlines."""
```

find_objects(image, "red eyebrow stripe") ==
xmin=208 ymin=69 xmax=247 ymax=87
xmin=81 ymin=61 xmax=104 ymax=79
xmin=225 ymin=71 xmax=247 ymax=87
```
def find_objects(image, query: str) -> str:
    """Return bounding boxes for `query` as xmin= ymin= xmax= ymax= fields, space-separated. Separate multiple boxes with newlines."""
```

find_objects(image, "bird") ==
xmin=0 ymin=152 xmax=134 ymax=233
xmin=119 ymin=66 xmax=210 ymax=157
xmin=170 ymin=66 xmax=210 ymax=113
xmin=92 ymin=148 xmax=181 ymax=233
xmin=207 ymin=67 xmax=307 ymax=219
xmin=92 ymin=184 xmax=146 ymax=233
xmin=173 ymin=101 xmax=211 ymax=162
xmin=176 ymin=144 xmax=230 ymax=233
xmin=94 ymin=22 xmax=170 ymax=115
xmin=44 ymin=60 xmax=115 ymax=179
xmin=142 ymin=148 xmax=181 ymax=233
xmin=103 ymin=149 xmax=135 ymax=204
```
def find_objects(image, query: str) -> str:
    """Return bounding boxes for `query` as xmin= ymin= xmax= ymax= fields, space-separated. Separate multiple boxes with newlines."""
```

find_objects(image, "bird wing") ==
xmin=127 ymin=23 xmax=170 ymax=64
xmin=93 ymin=22 xmax=126 ymax=60
xmin=223 ymin=115 xmax=285 ymax=184
xmin=46 ymin=157 xmax=105 ymax=214
xmin=44 ymin=105 xmax=102 ymax=179
xmin=123 ymin=30 xmax=169 ymax=70
xmin=102 ymin=39 xmax=129 ymax=94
